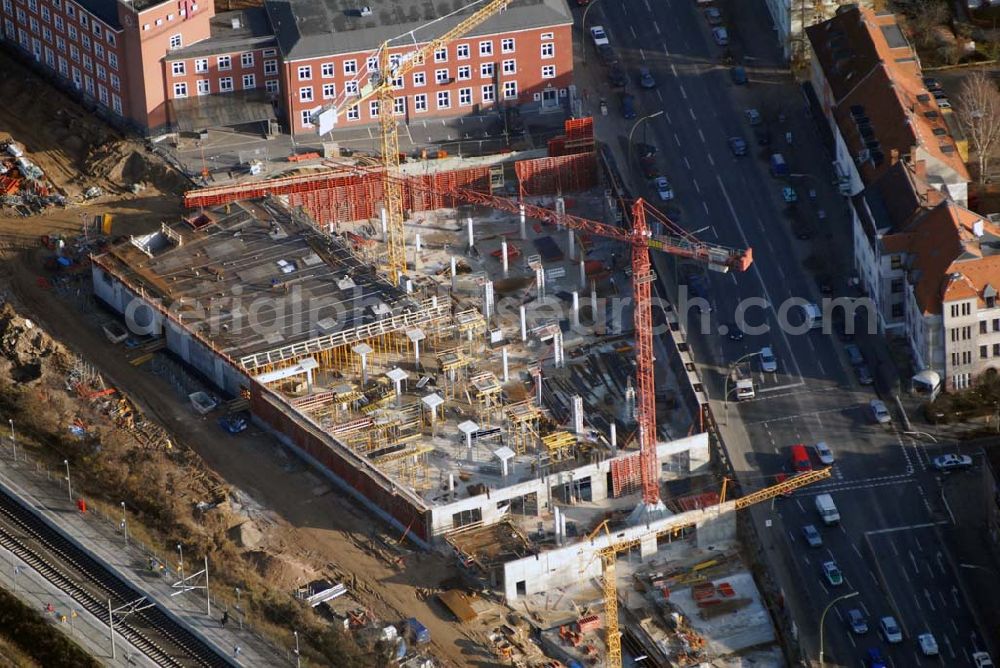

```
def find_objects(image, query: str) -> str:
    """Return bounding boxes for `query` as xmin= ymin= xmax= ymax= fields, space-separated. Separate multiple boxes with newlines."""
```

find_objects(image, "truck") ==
xmin=731 ymin=366 xmax=755 ymax=401
xmin=769 ymin=153 xmax=788 ymax=177
xmin=815 ymin=494 xmax=840 ymax=525
xmin=406 ymin=617 xmax=430 ymax=645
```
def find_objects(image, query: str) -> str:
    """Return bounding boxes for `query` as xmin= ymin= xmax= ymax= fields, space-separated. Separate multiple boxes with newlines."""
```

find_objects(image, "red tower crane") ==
xmin=413 ymin=181 xmax=753 ymax=507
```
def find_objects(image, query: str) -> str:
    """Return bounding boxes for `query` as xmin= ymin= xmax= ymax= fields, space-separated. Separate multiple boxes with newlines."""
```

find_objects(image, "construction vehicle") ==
xmin=317 ymin=0 xmax=514 ymax=286
xmin=588 ymin=466 xmax=831 ymax=667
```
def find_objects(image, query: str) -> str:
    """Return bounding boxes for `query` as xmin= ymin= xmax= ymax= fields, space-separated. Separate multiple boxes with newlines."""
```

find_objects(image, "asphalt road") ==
xmin=577 ymin=0 xmax=991 ymax=665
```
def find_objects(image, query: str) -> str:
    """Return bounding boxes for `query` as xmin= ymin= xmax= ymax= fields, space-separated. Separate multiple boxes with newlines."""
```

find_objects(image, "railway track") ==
xmin=0 ymin=483 xmax=232 ymax=667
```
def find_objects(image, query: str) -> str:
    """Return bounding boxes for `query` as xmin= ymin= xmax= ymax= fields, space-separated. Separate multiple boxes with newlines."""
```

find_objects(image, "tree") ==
xmin=956 ymin=70 xmax=1000 ymax=184
xmin=908 ymin=0 xmax=951 ymax=48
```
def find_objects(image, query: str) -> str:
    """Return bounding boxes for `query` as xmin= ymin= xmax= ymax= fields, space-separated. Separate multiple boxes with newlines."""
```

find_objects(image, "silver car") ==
xmin=814 ymin=441 xmax=834 ymax=465
xmin=879 ymin=616 xmax=902 ymax=643
xmin=760 ymin=346 xmax=777 ymax=373
xmin=870 ymin=399 xmax=891 ymax=424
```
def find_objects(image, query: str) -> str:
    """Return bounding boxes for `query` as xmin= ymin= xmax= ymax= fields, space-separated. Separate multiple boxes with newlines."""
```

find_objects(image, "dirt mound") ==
xmin=0 ymin=303 xmax=70 ymax=383
xmin=242 ymin=550 xmax=319 ymax=589
xmin=85 ymin=145 xmax=190 ymax=195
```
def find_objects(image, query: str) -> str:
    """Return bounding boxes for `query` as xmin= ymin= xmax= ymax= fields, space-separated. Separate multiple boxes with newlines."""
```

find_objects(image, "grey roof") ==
xmin=166 ymin=9 xmax=277 ymax=60
xmin=265 ymin=0 xmax=573 ymax=61
xmin=168 ymin=89 xmax=276 ymax=131
xmin=78 ymin=0 xmax=121 ymax=29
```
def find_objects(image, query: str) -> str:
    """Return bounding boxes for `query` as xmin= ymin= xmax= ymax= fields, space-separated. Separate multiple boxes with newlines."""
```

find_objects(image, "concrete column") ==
xmin=536 ymin=371 xmax=543 ymax=405
xmin=520 ymin=305 xmax=527 ymax=342
xmin=555 ymin=196 xmax=565 ymax=229
xmin=483 ymin=280 xmax=494 ymax=320
xmin=380 ymin=207 xmax=388 ymax=241
xmin=567 ymin=228 xmax=576 ymax=260
xmin=610 ymin=422 xmax=617 ymax=454
xmin=554 ymin=330 xmax=564 ymax=368
xmin=536 ymin=267 xmax=545 ymax=300
xmin=451 ymin=256 xmax=458 ymax=291
xmin=359 ymin=354 xmax=369 ymax=385
xmin=573 ymin=395 xmax=584 ymax=435
xmin=392 ymin=379 xmax=403 ymax=405
xmin=591 ymin=284 xmax=598 ymax=323
xmin=519 ymin=203 xmax=527 ymax=240
xmin=414 ymin=233 xmax=422 ymax=269
xmin=305 ymin=368 xmax=314 ymax=392
xmin=500 ymin=457 xmax=509 ymax=477
xmin=502 ymin=347 xmax=509 ymax=382
xmin=448 ymin=473 xmax=455 ymax=493
xmin=501 ymin=240 xmax=509 ymax=276
xmin=466 ymin=217 xmax=474 ymax=250
xmin=572 ymin=291 xmax=580 ymax=328
xmin=405 ymin=279 xmax=413 ymax=294
xmin=554 ymin=506 xmax=561 ymax=545
xmin=579 ymin=257 xmax=586 ymax=288
xmin=413 ymin=339 xmax=421 ymax=367
xmin=561 ymin=513 xmax=568 ymax=540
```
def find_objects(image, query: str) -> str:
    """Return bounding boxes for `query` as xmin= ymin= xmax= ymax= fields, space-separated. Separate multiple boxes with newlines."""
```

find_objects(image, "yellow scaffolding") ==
xmin=504 ymin=401 xmax=541 ymax=455
xmin=436 ymin=348 xmax=470 ymax=399
xmin=454 ymin=309 xmax=487 ymax=355
xmin=470 ymin=372 xmax=503 ymax=428
xmin=542 ymin=431 xmax=576 ymax=461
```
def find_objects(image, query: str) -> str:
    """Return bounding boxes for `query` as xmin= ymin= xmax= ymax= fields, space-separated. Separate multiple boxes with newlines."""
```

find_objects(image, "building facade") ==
xmin=763 ymin=0 xmax=872 ymax=65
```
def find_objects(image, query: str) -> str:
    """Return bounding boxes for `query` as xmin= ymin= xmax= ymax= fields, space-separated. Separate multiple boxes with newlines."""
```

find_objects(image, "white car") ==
xmin=917 ymin=633 xmax=939 ymax=656
xmin=932 ymin=453 xmax=972 ymax=471
xmin=814 ymin=441 xmax=834 ymax=465
xmin=654 ymin=176 xmax=674 ymax=201
xmin=870 ymin=399 xmax=891 ymax=424
xmin=590 ymin=26 xmax=609 ymax=47
xmin=879 ymin=616 xmax=902 ymax=644
xmin=973 ymin=652 xmax=995 ymax=668
xmin=760 ymin=346 xmax=777 ymax=373
xmin=712 ymin=26 xmax=729 ymax=46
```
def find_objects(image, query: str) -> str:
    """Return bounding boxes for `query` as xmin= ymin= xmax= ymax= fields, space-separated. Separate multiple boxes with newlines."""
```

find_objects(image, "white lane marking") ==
xmin=924 ymin=588 xmax=936 ymax=612
xmin=663 ymin=43 xmax=670 ymax=56
xmin=852 ymin=543 xmax=863 ymax=558
xmin=644 ymin=0 xmax=651 ymax=10
xmin=698 ymin=128 xmax=706 ymax=143
xmin=689 ymin=107 xmax=696 ymax=120
xmin=658 ymin=90 xmax=665 ymax=104
xmin=693 ymin=178 xmax=701 ymax=194
xmin=674 ymin=133 xmax=681 ymax=146
xmin=708 ymin=153 xmax=715 ymax=166
xmin=715 ymin=174 xmax=806 ymax=385
xmin=630 ymin=25 xmax=637 ymax=39
xmin=670 ymin=63 xmax=678 ymax=77
xmin=683 ymin=156 xmax=691 ymax=169
xmin=640 ymin=49 xmax=647 ymax=61
xmin=890 ymin=538 xmax=900 ymax=556
xmin=868 ymin=522 xmax=946 ymax=535
xmin=913 ymin=592 xmax=922 ymax=611
xmin=680 ymin=84 xmax=688 ymax=100
xmin=703 ymin=201 xmax=710 ymax=215
xmin=847 ymin=632 xmax=856 ymax=648
xmin=654 ymin=21 xmax=661 ymax=35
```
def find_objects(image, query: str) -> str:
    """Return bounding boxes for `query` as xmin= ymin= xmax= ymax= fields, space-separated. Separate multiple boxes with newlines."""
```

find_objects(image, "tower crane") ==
xmin=318 ymin=0 xmax=514 ymax=286
xmin=587 ymin=467 xmax=832 ymax=667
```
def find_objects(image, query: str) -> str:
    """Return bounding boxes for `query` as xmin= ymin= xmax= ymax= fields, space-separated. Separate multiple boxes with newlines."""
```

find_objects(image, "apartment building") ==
xmin=762 ymin=0 xmax=872 ymax=64
xmin=1 ymin=0 xmax=574 ymax=136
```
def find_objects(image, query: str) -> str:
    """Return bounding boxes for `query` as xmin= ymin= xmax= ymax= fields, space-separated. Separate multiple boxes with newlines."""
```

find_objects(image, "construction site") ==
xmin=81 ymin=107 xmax=828 ymax=666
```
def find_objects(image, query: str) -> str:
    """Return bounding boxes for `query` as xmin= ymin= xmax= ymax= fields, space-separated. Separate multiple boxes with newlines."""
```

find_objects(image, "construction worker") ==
xmin=221 ymin=610 xmax=229 ymax=627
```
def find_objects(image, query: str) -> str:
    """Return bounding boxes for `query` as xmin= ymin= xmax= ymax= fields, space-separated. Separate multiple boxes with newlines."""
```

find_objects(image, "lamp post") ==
xmin=177 ymin=544 xmax=184 ymax=578
xmin=960 ymin=563 xmax=996 ymax=574
xmin=580 ymin=0 xmax=604 ymax=66
xmin=293 ymin=629 xmax=301 ymax=668
xmin=819 ymin=591 xmax=859 ymax=667
xmin=63 ymin=459 xmax=72 ymax=502
xmin=120 ymin=502 xmax=128 ymax=544
xmin=627 ymin=111 xmax=664 ymax=173
xmin=8 ymin=419 xmax=15 ymax=462
xmin=235 ymin=587 xmax=243 ymax=630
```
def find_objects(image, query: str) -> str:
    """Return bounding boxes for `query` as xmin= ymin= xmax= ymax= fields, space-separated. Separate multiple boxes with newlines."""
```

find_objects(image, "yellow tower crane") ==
xmin=321 ymin=0 xmax=513 ymax=286
xmin=587 ymin=466 xmax=833 ymax=668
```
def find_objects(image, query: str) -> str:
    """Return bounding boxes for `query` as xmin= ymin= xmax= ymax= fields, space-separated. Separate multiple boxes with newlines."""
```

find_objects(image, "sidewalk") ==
xmin=0 ymin=452 xmax=292 ymax=667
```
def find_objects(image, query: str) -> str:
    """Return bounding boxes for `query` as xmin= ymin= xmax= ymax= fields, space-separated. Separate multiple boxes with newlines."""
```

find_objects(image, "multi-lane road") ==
xmin=579 ymin=0 xmax=992 ymax=665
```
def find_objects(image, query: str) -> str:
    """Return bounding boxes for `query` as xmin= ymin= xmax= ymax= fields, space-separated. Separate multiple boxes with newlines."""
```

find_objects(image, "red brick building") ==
xmin=1 ymin=0 xmax=574 ymax=136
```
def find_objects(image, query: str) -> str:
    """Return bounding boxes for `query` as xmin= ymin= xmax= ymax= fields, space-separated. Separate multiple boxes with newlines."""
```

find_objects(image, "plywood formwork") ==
xmin=504 ymin=401 xmax=541 ymax=455
xmin=514 ymin=152 xmax=598 ymax=198
xmin=469 ymin=371 xmax=503 ymax=428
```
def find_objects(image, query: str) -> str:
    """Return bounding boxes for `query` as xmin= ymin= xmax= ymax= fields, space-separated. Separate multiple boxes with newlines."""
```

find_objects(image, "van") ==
xmin=769 ymin=153 xmax=788 ymax=177
xmin=802 ymin=302 xmax=823 ymax=330
xmin=815 ymin=493 xmax=840 ymax=525
xmin=790 ymin=444 xmax=811 ymax=473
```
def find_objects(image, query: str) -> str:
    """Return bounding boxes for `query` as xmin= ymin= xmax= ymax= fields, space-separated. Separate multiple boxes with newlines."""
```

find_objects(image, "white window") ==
xmin=264 ymin=59 xmax=277 ymax=75
xmin=196 ymin=79 xmax=210 ymax=95
xmin=53 ymin=0 xmax=62 ymax=8
xmin=502 ymin=59 xmax=515 ymax=75
xmin=142 ymin=24 xmax=149 ymax=31
xmin=456 ymin=43 xmax=469 ymax=60
xmin=84 ymin=76 xmax=94 ymax=94
xmin=112 ymin=94 xmax=122 ymax=114
xmin=481 ymin=84 xmax=494 ymax=103
xmin=66 ymin=3 xmax=74 ymax=16
xmin=321 ymin=62 xmax=334 ymax=77
xmin=322 ymin=82 xmax=335 ymax=99
xmin=265 ymin=79 xmax=279 ymax=93
xmin=480 ymin=62 xmax=494 ymax=78
xmin=56 ymin=36 xmax=65 ymax=52
xmin=435 ymin=68 xmax=449 ymax=84
xmin=542 ymin=65 xmax=555 ymax=78
xmin=169 ymin=34 xmax=181 ymax=49
xmin=94 ymin=43 xmax=103 ymax=59
xmin=299 ymin=86 xmax=313 ymax=102
xmin=297 ymin=65 xmax=311 ymax=80
xmin=541 ymin=42 xmax=554 ymax=59
xmin=155 ymin=18 xmax=162 ymax=25
xmin=479 ymin=40 xmax=492 ymax=56
xmin=92 ymin=23 xmax=100 ymax=37
xmin=96 ymin=63 xmax=105 ymax=80
xmin=262 ymin=48 xmax=276 ymax=57
xmin=42 ymin=27 xmax=51 ymax=42
xmin=110 ymin=73 xmax=119 ymax=90
xmin=393 ymin=97 xmax=405 ymax=115
xmin=58 ymin=57 xmax=68 ymax=76
xmin=369 ymin=99 xmax=379 ymax=117
xmin=391 ymin=76 xmax=403 ymax=89
xmin=413 ymin=71 xmax=426 ymax=87
xmin=219 ymin=76 xmax=233 ymax=92
xmin=30 ymin=17 xmax=39 ymax=34
xmin=2 ymin=0 xmax=10 ymax=12
xmin=300 ymin=110 xmax=313 ymax=127
xmin=195 ymin=58 xmax=207 ymax=73
xmin=343 ymin=59 xmax=357 ymax=75
xmin=44 ymin=47 xmax=53 ymax=66
xmin=437 ymin=90 xmax=450 ymax=109
xmin=27 ymin=0 xmax=36 ymax=11
xmin=541 ymin=32 xmax=553 ymax=40
xmin=68 ymin=24 xmax=76 ymax=40
xmin=503 ymin=81 xmax=517 ymax=100
xmin=414 ymin=93 xmax=427 ymax=112
xmin=459 ymin=87 xmax=471 ymax=106
xmin=106 ymin=33 xmax=114 ymax=47
xmin=83 ymin=55 xmax=92 ymax=71
xmin=218 ymin=55 xmax=231 ymax=70
xmin=81 ymin=34 xmax=90 ymax=50
xmin=365 ymin=55 xmax=378 ymax=72
xmin=40 ymin=6 xmax=49 ymax=21
xmin=501 ymin=38 xmax=514 ymax=53
xmin=171 ymin=61 xmax=185 ymax=75
xmin=173 ymin=82 xmax=187 ymax=98
xmin=345 ymin=80 xmax=357 ymax=94
xmin=79 ymin=13 xmax=86 ymax=27
xmin=54 ymin=15 xmax=63 ymax=30
xmin=98 ymin=85 xmax=108 ymax=104
xmin=70 ymin=45 xmax=79 ymax=62
xmin=457 ymin=65 xmax=471 ymax=81
xmin=242 ymin=74 xmax=255 ymax=89
xmin=241 ymin=52 xmax=253 ymax=68
xmin=108 ymin=52 xmax=118 ymax=70
xmin=166 ymin=13 xmax=173 ymax=21
xmin=71 ymin=66 xmax=81 ymax=88
xmin=346 ymin=104 xmax=359 ymax=121
xmin=434 ymin=47 xmax=447 ymax=62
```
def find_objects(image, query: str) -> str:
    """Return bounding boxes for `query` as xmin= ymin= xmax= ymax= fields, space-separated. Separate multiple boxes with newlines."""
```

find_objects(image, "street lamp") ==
xmin=580 ymin=0 xmax=604 ymax=66
xmin=235 ymin=587 xmax=243 ymax=630
xmin=961 ymin=563 xmax=996 ymax=574
xmin=177 ymin=544 xmax=184 ymax=578
xmin=120 ymin=502 xmax=128 ymax=544
xmin=63 ymin=460 xmax=72 ymax=502
xmin=903 ymin=430 xmax=939 ymax=443
xmin=7 ymin=419 xmax=14 ymax=462
xmin=819 ymin=591 xmax=859 ymax=667
xmin=627 ymin=111 xmax=665 ymax=172
xmin=293 ymin=629 xmax=301 ymax=668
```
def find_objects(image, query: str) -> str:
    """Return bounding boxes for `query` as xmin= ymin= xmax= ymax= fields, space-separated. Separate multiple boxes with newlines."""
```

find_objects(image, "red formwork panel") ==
xmin=564 ymin=117 xmax=594 ymax=141
xmin=610 ymin=453 xmax=641 ymax=498
xmin=514 ymin=152 xmax=598 ymax=197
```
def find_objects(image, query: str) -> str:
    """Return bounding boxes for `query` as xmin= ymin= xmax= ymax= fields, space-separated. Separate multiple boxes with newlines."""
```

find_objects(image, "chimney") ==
xmin=974 ymin=220 xmax=985 ymax=238
xmin=231 ymin=15 xmax=241 ymax=29
xmin=890 ymin=148 xmax=899 ymax=166
xmin=914 ymin=159 xmax=927 ymax=182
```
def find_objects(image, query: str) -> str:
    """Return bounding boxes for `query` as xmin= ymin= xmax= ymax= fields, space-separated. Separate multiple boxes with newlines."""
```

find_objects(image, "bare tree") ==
xmin=908 ymin=0 xmax=951 ymax=48
xmin=956 ymin=71 xmax=1000 ymax=183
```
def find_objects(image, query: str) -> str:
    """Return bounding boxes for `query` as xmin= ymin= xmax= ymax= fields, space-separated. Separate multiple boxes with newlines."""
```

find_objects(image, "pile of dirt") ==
xmin=242 ymin=550 xmax=320 ymax=590
xmin=0 ymin=303 xmax=71 ymax=383
xmin=85 ymin=145 xmax=191 ymax=196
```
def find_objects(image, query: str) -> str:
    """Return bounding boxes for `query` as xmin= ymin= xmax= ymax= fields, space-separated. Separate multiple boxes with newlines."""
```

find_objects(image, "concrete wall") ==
xmin=501 ymin=501 xmax=738 ymax=600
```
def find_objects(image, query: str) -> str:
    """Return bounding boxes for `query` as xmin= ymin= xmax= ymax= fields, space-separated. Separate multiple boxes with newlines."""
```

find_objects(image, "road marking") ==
xmin=674 ymin=133 xmax=681 ymax=146
xmin=952 ymin=588 xmax=961 ymax=608
xmin=640 ymin=49 xmax=647 ymax=61
xmin=795 ymin=498 xmax=805 ymax=512
xmin=924 ymin=588 xmax=936 ymax=611
xmin=654 ymin=21 xmax=661 ymax=35
xmin=914 ymin=534 xmax=923 ymax=551
xmin=698 ymin=128 xmax=706 ymax=143
xmin=847 ymin=632 xmax=856 ymax=648
xmin=902 ymin=565 xmax=911 ymax=582
xmin=689 ymin=107 xmax=697 ymax=120
xmin=913 ymin=592 xmax=922 ymax=611
xmin=756 ymin=381 xmax=806 ymax=394
xmin=708 ymin=153 xmax=715 ymax=166
xmin=663 ymin=44 xmax=670 ymax=56
xmin=745 ymin=405 xmax=854 ymax=425
xmin=693 ymin=178 xmax=701 ymax=194
xmin=938 ymin=590 xmax=947 ymax=609
xmin=869 ymin=569 xmax=879 ymax=584
xmin=703 ymin=202 xmax=710 ymax=215
xmin=670 ymin=64 xmax=678 ymax=77
xmin=866 ymin=522 xmax=947 ymax=535
xmin=951 ymin=618 xmax=959 ymax=633
xmin=852 ymin=543 xmax=863 ymax=558
xmin=658 ymin=90 xmax=665 ymax=104
xmin=644 ymin=0 xmax=651 ymax=11
xmin=944 ymin=634 xmax=956 ymax=659
xmin=630 ymin=25 xmax=637 ymax=39
xmin=909 ymin=550 xmax=919 ymax=574
xmin=684 ymin=156 xmax=691 ymax=170
xmin=680 ymin=84 xmax=687 ymax=100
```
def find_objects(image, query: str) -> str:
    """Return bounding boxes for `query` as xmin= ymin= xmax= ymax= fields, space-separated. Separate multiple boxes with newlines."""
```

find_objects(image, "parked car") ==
xmin=973 ymin=652 xmax=996 ymax=668
xmin=802 ymin=524 xmax=823 ymax=547
xmin=639 ymin=155 xmax=659 ymax=178
xmin=814 ymin=441 xmax=834 ymax=465
xmin=760 ymin=346 xmax=777 ymax=373
xmin=923 ymin=76 xmax=942 ymax=90
xmin=728 ymin=136 xmax=748 ymax=156
xmin=634 ymin=142 xmax=657 ymax=158
xmin=638 ymin=67 xmax=656 ymax=89
xmin=704 ymin=6 xmax=722 ymax=24
xmin=793 ymin=220 xmax=813 ymax=240
xmin=937 ymin=98 xmax=952 ymax=109
xmin=590 ymin=25 xmax=609 ymax=47
xmin=608 ymin=64 xmax=628 ymax=88
xmin=730 ymin=66 xmax=748 ymax=85
xmin=932 ymin=453 xmax=973 ymax=471
xmin=654 ymin=176 xmax=673 ymax=201
xmin=865 ymin=648 xmax=887 ymax=668
xmin=597 ymin=44 xmax=619 ymax=67
xmin=870 ymin=399 xmax=891 ymax=424
xmin=822 ymin=560 xmax=843 ymax=586
xmin=917 ymin=633 xmax=939 ymax=656
xmin=782 ymin=186 xmax=798 ymax=203
xmin=856 ymin=364 xmax=874 ymax=386
xmin=712 ymin=26 xmax=729 ymax=46
xmin=620 ymin=93 xmax=636 ymax=120
xmin=847 ymin=608 xmax=869 ymax=635
xmin=746 ymin=108 xmax=762 ymax=125
xmin=844 ymin=343 xmax=865 ymax=366
xmin=879 ymin=616 xmax=903 ymax=643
